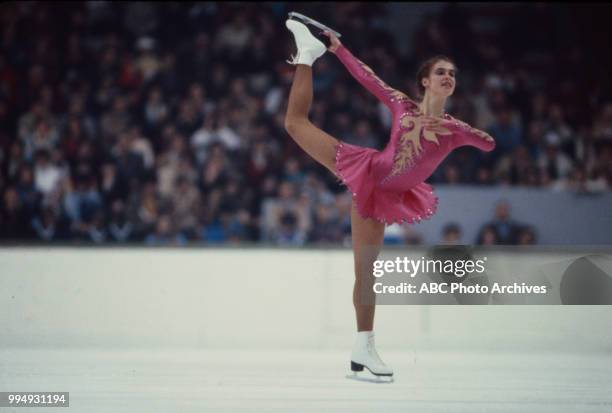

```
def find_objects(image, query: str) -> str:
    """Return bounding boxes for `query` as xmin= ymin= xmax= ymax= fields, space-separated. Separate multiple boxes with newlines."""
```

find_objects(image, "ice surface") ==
xmin=1 ymin=348 xmax=611 ymax=412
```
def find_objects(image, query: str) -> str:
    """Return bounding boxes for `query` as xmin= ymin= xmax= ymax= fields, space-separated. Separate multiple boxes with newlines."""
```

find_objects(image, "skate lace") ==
xmin=367 ymin=337 xmax=385 ymax=366
xmin=286 ymin=53 xmax=299 ymax=65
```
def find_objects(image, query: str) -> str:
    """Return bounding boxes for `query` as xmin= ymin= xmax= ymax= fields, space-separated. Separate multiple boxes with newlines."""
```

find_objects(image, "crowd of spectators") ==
xmin=0 ymin=2 xmax=611 ymax=245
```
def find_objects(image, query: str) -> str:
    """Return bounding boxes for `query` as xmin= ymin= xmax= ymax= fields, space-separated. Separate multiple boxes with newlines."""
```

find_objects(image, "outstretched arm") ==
xmin=448 ymin=115 xmax=496 ymax=152
xmin=324 ymin=31 xmax=408 ymax=109
xmin=463 ymin=121 xmax=495 ymax=152
xmin=467 ymin=129 xmax=496 ymax=152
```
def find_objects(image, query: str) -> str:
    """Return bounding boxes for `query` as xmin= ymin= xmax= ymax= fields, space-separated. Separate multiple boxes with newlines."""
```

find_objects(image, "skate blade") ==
xmin=346 ymin=372 xmax=394 ymax=384
xmin=288 ymin=11 xmax=342 ymax=38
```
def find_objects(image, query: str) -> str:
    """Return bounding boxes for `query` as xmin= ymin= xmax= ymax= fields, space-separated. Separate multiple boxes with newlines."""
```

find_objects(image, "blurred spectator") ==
xmin=0 ymin=187 xmax=31 ymax=240
xmin=107 ymin=200 xmax=134 ymax=243
xmin=516 ymin=225 xmax=537 ymax=245
xmin=224 ymin=208 xmax=253 ymax=244
xmin=31 ymin=206 xmax=64 ymax=242
xmin=524 ymin=119 xmax=546 ymax=160
xmin=201 ymin=209 xmax=228 ymax=244
xmin=61 ymin=116 xmax=88 ymax=169
xmin=176 ymin=99 xmax=202 ymax=138
xmin=593 ymin=103 xmax=612 ymax=141
xmin=442 ymin=164 xmax=461 ymax=184
xmin=191 ymin=115 xmax=217 ymax=165
xmin=129 ymin=179 xmax=166 ymax=238
xmin=135 ymin=37 xmax=161 ymax=84
xmin=261 ymin=181 xmax=311 ymax=243
xmin=74 ymin=210 xmax=107 ymax=243
xmin=100 ymin=162 xmax=129 ymax=203
xmin=145 ymin=214 xmax=187 ymax=246
xmin=214 ymin=12 xmax=253 ymax=61
xmin=345 ymin=119 xmax=378 ymax=148
xmin=18 ymin=102 xmax=55 ymax=151
xmin=283 ymin=157 xmax=305 ymax=185
xmin=15 ymin=164 xmax=40 ymax=213
xmin=274 ymin=210 xmax=306 ymax=246
xmin=143 ymin=86 xmax=169 ymax=130
xmin=101 ymin=96 xmax=131 ymax=142
xmin=475 ymin=165 xmax=495 ymax=186
xmin=302 ymin=172 xmax=335 ymax=205
xmin=546 ymin=104 xmax=574 ymax=153
xmin=6 ymin=142 xmax=25 ymax=181
xmin=486 ymin=106 xmax=522 ymax=155
xmin=441 ymin=222 xmax=462 ymax=244
xmin=171 ymin=176 xmax=203 ymax=239
xmin=310 ymin=203 xmax=342 ymax=243
xmin=476 ymin=224 xmax=498 ymax=246
xmin=470 ymin=77 xmax=496 ymax=131
xmin=246 ymin=140 xmax=276 ymax=187
xmin=112 ymin=132 xmax=146 ymax=184
xmin=494 ymin=145 xmax=536 ymax=186
xmin=478 ymin=200 xmax=522 ymax=245
xmin=537 ymin=132 xmax=573 ymax=182
xmin=22 ymin=118 xmax=59 ymax=160
xmin=128 ymin=126 xmax=155 ymax=171
xmin=199 ymin=143 xmax=231 ymax=194
xmin=33 ymin=150 xmax=63 ymax=197
xmin=63 ymin=175 xmax=103 ymax=225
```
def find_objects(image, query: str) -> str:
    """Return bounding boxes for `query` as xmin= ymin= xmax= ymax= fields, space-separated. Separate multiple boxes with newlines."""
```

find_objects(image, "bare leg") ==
xmin=350 ymin=202 xmax=385 ymax=331
xmin=284 ymin=65 xmax=339 ymax=174
xmin=285 ymin=65 xmax=385 ymax=330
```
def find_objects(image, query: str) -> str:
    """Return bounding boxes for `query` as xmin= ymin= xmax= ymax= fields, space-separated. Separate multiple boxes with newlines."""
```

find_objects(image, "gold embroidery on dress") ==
xmin=421 ymin=116 xmax=453 ymax=144
xmin=388 ymin=116 xmax=451 ymax=178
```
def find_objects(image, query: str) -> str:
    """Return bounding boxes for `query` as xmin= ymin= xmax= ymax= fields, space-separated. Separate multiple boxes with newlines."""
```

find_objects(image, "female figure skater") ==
xmin=284 ymin=17 xmax=495 ymax=380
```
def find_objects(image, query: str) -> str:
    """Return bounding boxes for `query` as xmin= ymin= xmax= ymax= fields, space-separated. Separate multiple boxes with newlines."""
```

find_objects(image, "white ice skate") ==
xmin=285 ymin=19 xmax=327 ymax=66
xmin=287 ymin=12 xmax=342 ymax=38
xmin=346 ymin=331 xmax=394 ymax=383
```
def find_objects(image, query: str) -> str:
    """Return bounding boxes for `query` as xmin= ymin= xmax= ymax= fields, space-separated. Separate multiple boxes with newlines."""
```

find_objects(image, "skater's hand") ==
xmin=322 ymin=31 xmax=342 ymax=53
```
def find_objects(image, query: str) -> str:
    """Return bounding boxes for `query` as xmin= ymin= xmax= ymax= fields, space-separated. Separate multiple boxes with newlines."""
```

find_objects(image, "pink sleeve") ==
xmin=461 ymin=129 xmax=496 ymax=152
xmin=472 ymin=131 xmax=496 ymax=152
xmin=450 ymin=116 xmax=496 ymax=152
xmin=335 ymin=45 xmax=399 ymax=109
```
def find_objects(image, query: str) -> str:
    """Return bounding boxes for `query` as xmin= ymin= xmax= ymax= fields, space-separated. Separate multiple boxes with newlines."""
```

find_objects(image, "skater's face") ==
xmin=422 ymin=60 xmax=456 ymax=97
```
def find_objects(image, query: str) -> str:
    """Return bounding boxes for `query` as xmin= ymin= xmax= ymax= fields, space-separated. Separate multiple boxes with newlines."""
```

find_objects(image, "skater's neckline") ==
xmin=414 ymin=109 xmax=451 ymax=120
xmin=413 ymin=104 xmax=450 ymax=120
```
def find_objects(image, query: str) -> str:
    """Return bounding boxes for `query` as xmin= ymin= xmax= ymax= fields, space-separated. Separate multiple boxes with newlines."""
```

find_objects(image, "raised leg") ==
xmin=350 ymin=202 xmax=385 ymax=331
xmin=284 ymin=65 xmax=339 ymax=175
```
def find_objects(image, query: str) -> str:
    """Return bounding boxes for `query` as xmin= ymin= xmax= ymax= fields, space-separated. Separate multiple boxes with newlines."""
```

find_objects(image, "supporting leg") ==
xmin=350 ymin=202 xmax=385 ymax=331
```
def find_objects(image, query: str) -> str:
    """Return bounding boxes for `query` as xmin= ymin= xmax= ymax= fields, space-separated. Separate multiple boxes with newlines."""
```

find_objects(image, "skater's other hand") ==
xmin=322 ymin=31 xmax=342 ymax=53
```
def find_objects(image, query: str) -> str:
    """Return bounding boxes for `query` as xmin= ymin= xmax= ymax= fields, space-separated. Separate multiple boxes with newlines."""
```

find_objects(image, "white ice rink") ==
xmin=1 ymin=348 xmax=611 ymax=412
xmin=2 ymin=248 xmax=612 ymax=412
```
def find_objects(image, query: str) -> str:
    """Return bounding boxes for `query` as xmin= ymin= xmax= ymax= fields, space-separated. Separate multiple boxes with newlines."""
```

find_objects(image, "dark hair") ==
xmin=442 ymin=222 xmax=461 ymax=236
xmin=416 ymin=55 xmax=457 ymax=100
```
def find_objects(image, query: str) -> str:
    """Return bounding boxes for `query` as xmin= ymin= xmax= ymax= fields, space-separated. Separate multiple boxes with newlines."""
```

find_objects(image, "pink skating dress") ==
xmin=333 ymin=45 xmax=496 ymax=225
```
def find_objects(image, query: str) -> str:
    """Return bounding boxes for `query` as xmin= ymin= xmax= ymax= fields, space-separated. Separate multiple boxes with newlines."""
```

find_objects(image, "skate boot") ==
xmin=285 ymin=19 xmax=327 ymax=66
xmin=347 ymin=331 xmax=394 ymax=383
